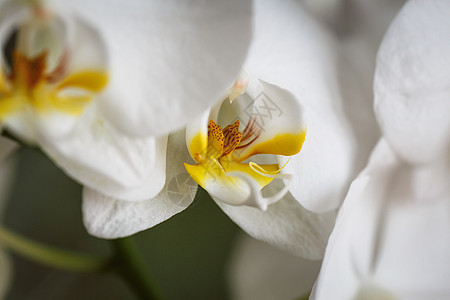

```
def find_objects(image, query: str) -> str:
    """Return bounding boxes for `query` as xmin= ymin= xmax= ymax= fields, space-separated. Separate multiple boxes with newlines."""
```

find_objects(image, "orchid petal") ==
xmin=229 ymin=235 xmax=322 ymax=300
xmin=330 ymin=0 xmax=405 ymax=172
xmin=41 ymin=102 xmax=167 ymax=202
xmin=313 ymin=139 xmax=450 ymax=299
xmin=82 ymin=130 xmax=197 ymax=238
xmin=5 ymin=110 xmax=78 ymax=144
xmin=243 ymin=0 xmax=357 ymax=213
xmin=186 ymin=108 xmax=210 ymax=163
xmin=374 ymin=0 xmax=450 ymax=165
xmin=216 ymin=181 xmax=337 ymax=259
xmin=68 ymin=0 xmax=252 ymax=137
xmin=0 ymin=0 xmax=25 ymax=64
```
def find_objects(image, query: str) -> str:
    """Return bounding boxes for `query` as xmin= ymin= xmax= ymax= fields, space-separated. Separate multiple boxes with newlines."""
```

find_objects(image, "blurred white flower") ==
xmin=0 ymin=1 xmax=108 ymax=143
xmin=228 ymin=234 xmax=321 ymax=300
xmin=0 ymin=0 xmax=252 ymax=229
xmin=313 ymin=1 xmax=450 ymax=298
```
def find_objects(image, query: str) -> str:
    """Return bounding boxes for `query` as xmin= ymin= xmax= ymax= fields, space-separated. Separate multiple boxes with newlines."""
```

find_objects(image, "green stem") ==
xmin=0 ymin=225 xmax=109 ymax=272
xmin=110 ymin=237 xmax=161 ymax=300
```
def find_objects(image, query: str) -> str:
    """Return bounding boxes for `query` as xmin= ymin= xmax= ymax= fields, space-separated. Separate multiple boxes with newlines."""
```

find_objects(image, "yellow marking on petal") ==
xmin=50 ymin=94 xmax=93 ymax=115
xmin=226 ymin=162 xmax=279 ymax=189
xmin=235 ymin=129 xmax=307 ymax=162
xmin=184 ymin=161 xmax=279 ymax=196
xmin=0 ymin=96 xmax=27 ymax=119
xmin=184 ymin=162 xmax=223 ymax=191
xmin=189 ymin=131 xmax=208 ymax=163
xmin=56 ymin=70 xmax=108 ymax=92
xmin=248 ymin=159 xmax=289 ymax=176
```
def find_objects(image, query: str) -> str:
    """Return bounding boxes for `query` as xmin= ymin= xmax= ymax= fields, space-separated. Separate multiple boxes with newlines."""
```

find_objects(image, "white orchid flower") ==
xmin=83 ymin=0 xmax=371 ymax=261
xmin=313 ymin=1 xmax=450 ymax=298
xmin=184 ymin=74 xmax=308 ymax=211
xmin=0 ymin=1 xmax=251 ymax=205
xmin=0 ymin=137 xmax=18 ymax=299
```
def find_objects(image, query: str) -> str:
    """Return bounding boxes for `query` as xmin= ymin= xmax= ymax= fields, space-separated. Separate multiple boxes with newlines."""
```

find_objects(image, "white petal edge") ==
xmin=216 ymin=180 xmax=337 ymax=260
xmin=68 ymin=0 xmax=252 ymax=137
xmin=82 ymin=130 xmax=197 ymax=239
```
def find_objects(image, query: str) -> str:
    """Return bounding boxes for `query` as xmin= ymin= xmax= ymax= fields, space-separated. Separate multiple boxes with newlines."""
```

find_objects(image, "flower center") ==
xmin=0 ymin=13 xmax=108 ymax=120
xmin=207 ymin=119 xmax=241 ymax=160
xmin=203 ymin=118 xmax=264 ymax=171
xmin=184 ymin=75 xmax=307 ymax=208
xmin=0 ymin=49 xmax=107 ymax=119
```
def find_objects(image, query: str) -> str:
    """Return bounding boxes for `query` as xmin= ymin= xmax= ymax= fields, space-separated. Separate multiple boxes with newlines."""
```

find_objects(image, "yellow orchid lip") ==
xmin=185 ymin=117 xmax=306 ymax=206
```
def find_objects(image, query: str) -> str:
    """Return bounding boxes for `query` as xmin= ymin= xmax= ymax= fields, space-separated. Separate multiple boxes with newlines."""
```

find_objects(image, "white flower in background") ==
xmin=313 ymin=1 xmax=450 ymax=299
xmin=228 ymin=234 xmax=322 ymax=300
xmin=0 ymin=0 xmax=251 ymax=215
xmin=0 ymin=137 xmax=18 ymax=299
xmin=83 ymin=0 xmax=375 ymax=260
xmin=0 ymin=1 xmax=108 ymax=142
xmin=304 ymin=0 xmax=406 ymax=165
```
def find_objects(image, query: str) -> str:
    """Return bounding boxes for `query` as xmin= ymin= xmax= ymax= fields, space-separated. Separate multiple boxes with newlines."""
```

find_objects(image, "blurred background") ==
xmin=3 ymin=147 xmax=242 ymax=299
